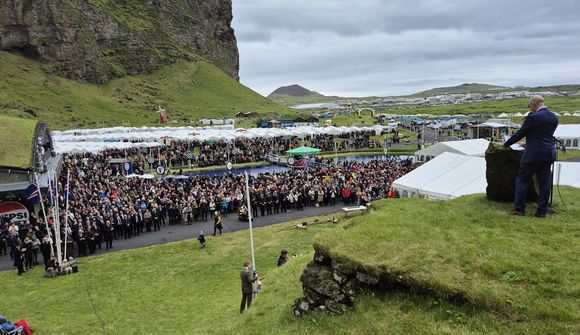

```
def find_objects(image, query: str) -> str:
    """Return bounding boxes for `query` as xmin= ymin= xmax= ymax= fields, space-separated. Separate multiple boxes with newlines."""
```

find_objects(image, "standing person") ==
xmin=240 ymin=260 xmax=257 ymax=314
xmin=104 ymin=220 xmax=114 ymax=250
xmin=77 ymin=227 xmax=87 ymax=257
xmin=14 ymin=245 xmax=25 ymax=275
xmin=40 ymin=236 xmax=51 ymax=268
xmin=213 ymin=211 xmax=223 ymax=236
xmin=31 ymin=235 xmax=40 ymax=265
xmin=197 ymin=231 xmax=206 ymax=249
xmin=504 ymin=96 xmax=559 ymax=217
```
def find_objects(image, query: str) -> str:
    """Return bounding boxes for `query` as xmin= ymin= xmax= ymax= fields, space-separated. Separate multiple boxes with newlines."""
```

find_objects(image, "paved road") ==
xmin=0 ymin=204 xmax=346 ymax=272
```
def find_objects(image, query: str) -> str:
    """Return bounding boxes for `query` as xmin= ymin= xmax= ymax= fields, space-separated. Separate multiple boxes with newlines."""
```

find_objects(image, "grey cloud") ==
xmin=232 ymin=0 xmax=580 ymax=96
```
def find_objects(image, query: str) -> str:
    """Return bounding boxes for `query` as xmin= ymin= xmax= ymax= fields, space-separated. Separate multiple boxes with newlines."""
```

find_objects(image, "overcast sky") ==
xmin=231 ymin=0 xmax=580 ymax=97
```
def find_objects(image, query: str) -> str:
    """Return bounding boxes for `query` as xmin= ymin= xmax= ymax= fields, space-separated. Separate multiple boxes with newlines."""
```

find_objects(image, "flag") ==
xmin=47 ymin=177 xmax=56 ymax=206
xmin=64 ymin=181 xmax=75 ymax=201
xmin=25 ymin=183 xmax=40 ymax=204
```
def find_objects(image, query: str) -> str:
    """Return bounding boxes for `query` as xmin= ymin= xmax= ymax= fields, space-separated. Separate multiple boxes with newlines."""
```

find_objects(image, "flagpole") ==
xmin=63 ymin=169 xmax=70 ymax=262
xmin=34 ymin=172 xmax=54 ymax=256
xmin=52 ymin=171 xmax=63 ymax=265
xmin=244 ymin=172 xmax=256 ymax=277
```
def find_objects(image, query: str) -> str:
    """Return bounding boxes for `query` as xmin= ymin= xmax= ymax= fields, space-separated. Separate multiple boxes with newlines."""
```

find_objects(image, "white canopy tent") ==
xmin=393 ymin=153 xmax=580 ymax=201
xmin=415 ymin=139 xmax=489 ymax=161
xmin=554 ymin=162 xmax=580 ymax=188
xmin=554 ymin=124 xmax=580 ymax=149
xmin=51 ymin=125 xmax=391 ymax=154
xmin=392 ymin=152 xmax=487 ymax=200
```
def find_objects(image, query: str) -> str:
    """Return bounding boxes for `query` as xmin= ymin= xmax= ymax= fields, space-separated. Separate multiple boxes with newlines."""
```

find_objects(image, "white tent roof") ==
xmin=392 ymin=152 xmax=487 ymax=200
xmin=415 ymin=139 xmax=490 ymax=158
xmin=497 ymin=113 xmax=509 ymax=118
xmin=554 ymin=124 xmax=580 ymax=139
xmin=555 ymin=162 xmax=580 ymax=188
xmin=51 ymin=125 xmax=389 ymax=154
xmin=393 ymin=153 xmax=580 ymax=201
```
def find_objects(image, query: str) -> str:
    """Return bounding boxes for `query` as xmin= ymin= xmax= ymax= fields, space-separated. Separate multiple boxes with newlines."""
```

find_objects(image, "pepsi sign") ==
xmin=0 ymin=201 xmax=30 ymax=223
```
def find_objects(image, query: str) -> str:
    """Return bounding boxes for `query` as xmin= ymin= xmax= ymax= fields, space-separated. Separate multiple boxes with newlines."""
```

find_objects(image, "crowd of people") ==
xmin=1 ymin=139 xmax=416 ymax=276
xmin=97 ymin=130 xmax=384 ymax=172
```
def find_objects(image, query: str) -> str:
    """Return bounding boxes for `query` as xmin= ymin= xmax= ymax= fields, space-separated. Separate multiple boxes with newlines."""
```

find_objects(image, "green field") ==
xmin=0 ymin=51 xmax=295 ymax=130
xmin=1 ymin=188 xmax=577 ymax=334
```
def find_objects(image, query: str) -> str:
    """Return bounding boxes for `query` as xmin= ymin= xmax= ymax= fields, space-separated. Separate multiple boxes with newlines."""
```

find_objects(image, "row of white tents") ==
xmin=51 ymin=125 xmax=391 ymax=154
xmin=497 ymin=111 xmax=580 ymax=118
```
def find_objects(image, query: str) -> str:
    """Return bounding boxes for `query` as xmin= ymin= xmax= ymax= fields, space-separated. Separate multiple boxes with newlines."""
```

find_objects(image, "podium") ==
xmin=485 ymin=143 xmax=538 ymax=202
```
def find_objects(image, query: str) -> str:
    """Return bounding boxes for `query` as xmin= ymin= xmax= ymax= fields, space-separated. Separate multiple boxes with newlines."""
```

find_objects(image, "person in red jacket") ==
xmin=341 ymin=187 xmax=351 ymax=204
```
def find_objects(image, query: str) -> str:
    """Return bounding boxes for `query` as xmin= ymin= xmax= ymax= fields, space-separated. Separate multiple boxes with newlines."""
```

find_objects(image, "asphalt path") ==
xmin=0 ymin=204 xmax=346 ymax=272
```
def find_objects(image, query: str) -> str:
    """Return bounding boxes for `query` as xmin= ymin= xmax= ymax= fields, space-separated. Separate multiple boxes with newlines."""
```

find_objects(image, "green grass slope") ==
xmin=0 ymin=188 xmax=577 ymax=334
xmin=0 ymin=115 xmax=37 ymax=168
xmin=317 ymin=189 xmax=580 ymax=334
xmin=0 ymin=51 xmax=294 ymax=130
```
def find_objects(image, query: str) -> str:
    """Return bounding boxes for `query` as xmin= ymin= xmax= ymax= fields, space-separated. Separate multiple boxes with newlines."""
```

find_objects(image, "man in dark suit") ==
xmin=240 ymin=260 xmax=257 ymax=314
xmin=504 ymin=96 xmax=559 ymax=217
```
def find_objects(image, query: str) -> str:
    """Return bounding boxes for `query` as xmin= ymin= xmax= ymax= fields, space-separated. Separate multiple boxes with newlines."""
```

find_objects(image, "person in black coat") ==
xmin=14 ymin=245 xmax=25 ymax=275
xmin=103 ymin=220 xmax=114 ymax=250
xmin=40 ymin=236 xmax=52 ymax=268
xmin=240 ymin=260 xmax=257 ymax=314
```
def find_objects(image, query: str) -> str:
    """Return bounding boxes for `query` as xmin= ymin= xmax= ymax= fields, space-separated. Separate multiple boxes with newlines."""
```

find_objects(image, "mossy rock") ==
xmin=485 ymin=143 xmax=538 ymax=202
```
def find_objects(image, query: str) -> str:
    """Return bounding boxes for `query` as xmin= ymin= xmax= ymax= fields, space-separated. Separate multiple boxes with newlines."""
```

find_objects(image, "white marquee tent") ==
xmin=51 ymin=125 xmax=389 ymax=154
xmin=392 ymin=152 xmax=487 ymax=200
xmin=554 ymin=162 xmax=580 ymax=188
xmin=415 ymin=139 xmax=489 ymax=161
xmin=554 ymin=124 xmax=580 ymax=149
xmin=393 ymin=153 xmax=580 ymax=201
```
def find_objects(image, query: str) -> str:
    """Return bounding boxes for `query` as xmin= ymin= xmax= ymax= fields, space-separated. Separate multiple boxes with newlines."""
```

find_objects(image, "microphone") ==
xmin=553 ymin=137 xmax=566 ymax=153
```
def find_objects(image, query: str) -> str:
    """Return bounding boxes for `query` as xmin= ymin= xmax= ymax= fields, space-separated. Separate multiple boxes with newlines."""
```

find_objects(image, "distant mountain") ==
xmin=269 ymin=84 xmax=318 ymax=97
xmin=268 ymin=85 xmax=339 ymax=106
xmin=411 ymin=83 xmax=507 ymax=97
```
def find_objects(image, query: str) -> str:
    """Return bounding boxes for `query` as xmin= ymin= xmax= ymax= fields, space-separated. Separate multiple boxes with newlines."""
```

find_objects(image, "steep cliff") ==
xmin=0 ymin=0 xmax=238 ymax=84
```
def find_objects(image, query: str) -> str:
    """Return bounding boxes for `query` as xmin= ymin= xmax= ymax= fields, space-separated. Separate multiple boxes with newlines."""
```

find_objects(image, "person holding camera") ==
xmin=240 ymin=260 xmax=257 ymax=314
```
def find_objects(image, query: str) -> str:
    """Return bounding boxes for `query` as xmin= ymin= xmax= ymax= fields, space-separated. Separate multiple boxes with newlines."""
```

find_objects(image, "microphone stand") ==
xmin=549 ymin=137 xmax=566 ymax=207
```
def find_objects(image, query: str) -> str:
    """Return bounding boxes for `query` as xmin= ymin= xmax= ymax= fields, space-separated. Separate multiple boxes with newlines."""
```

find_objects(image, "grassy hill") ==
xmin=268 ymin=92 xmax=340 ymax=106
xmin=267 ymin=84 xmax=338 ymax=106
xmin=410 ymin=83 xmax=580 ymax=98
xmin=386 ymin=96 xmax=580 ymax=120
xmin=0 ymin=188 xmax=577 ymax=334
xmin=0 ymin=115 xmax=38 ymax=168
xmin=0 ymin=51 xmax=295 ymax=130
xmin=411 ymin=83 xmax=507 ymax=97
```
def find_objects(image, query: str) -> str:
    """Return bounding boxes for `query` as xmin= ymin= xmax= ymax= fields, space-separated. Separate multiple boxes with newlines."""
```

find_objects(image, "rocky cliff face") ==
xmin=0 ymin=0 xmax=238 ymax=84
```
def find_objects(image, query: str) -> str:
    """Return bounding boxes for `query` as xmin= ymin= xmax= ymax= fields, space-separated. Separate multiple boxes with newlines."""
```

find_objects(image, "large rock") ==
xmin=0 ymin=0 xmax=239 ymax=83
xmin=485 ymin=143 xmax=538 ymax=202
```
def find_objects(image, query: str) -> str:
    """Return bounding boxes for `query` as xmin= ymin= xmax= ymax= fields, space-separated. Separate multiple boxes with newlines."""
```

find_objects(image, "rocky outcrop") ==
xmin=293 ymin=244 xmax=491 ymax=317
xmin=485 ymin=143 xmax=538 ymax=202
xmin=0 ymin=0 xmax=238 ymax=83
xmin=293 ymin=246 xmax=369 ymax=316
